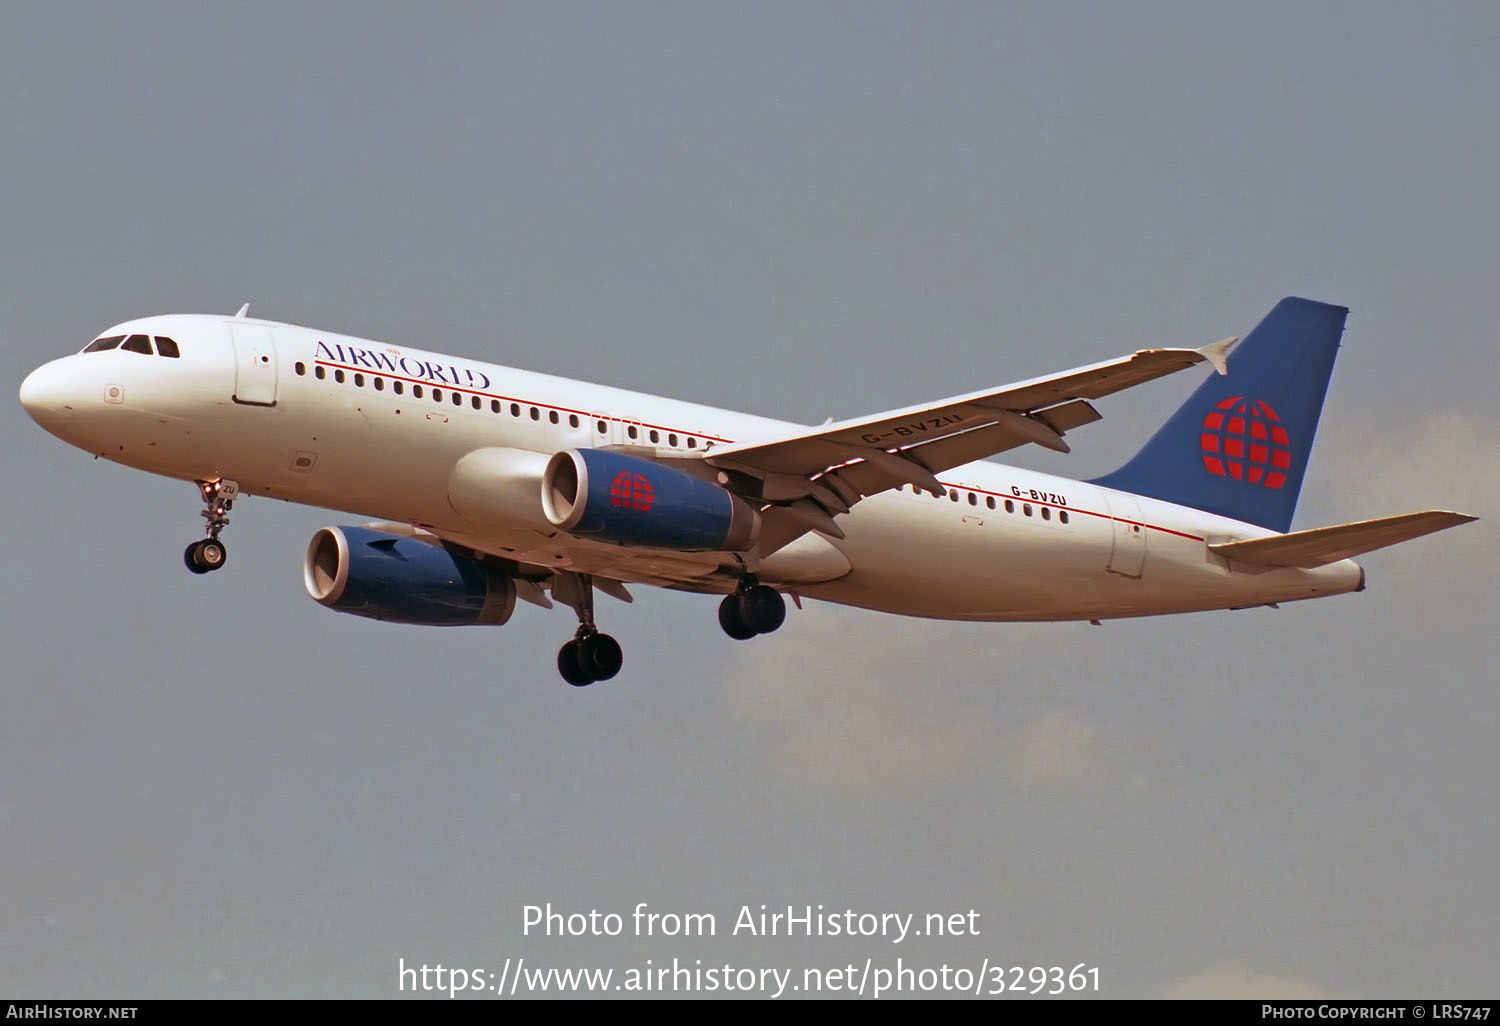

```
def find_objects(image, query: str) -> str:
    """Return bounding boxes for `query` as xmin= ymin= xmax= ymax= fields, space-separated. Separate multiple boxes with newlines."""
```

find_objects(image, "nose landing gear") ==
xmin=184 ymin=479 xmax=237 ymax=574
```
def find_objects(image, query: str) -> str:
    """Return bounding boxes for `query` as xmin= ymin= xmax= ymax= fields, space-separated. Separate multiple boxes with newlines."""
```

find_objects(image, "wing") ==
xmin=701 ymin=338 xmax=1235 ymax=549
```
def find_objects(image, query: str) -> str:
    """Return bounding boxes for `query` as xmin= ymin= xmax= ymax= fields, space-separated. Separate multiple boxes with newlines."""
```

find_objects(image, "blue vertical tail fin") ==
xmin=1089 ymin=297 xmax=1347 ymax=533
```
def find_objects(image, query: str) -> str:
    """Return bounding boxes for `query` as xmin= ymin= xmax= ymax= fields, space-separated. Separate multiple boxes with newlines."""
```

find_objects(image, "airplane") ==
xmin=18 ymin=297 xmax=1475 ymax=686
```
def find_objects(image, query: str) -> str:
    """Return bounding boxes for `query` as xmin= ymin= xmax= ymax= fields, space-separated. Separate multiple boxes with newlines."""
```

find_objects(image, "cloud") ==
xmin=1008 ymin=707 xmax=1106 ymax=791
xmin=1307 ymin=407 xmax=1495 ymax=617
xmin=721 ymin=608 xmax=990 ymax=797
xmin=1162 ymin=965 xmax=1345 ymax=1000
xmin=721 ymin=608 xmax=1147 ymax=800
xmin=1316 ymin=408 xmax=1498 ymax=521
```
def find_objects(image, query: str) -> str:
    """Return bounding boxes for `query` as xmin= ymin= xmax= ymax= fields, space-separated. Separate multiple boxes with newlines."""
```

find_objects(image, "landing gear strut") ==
xmin=184 ymin=479 xmax=237 ymax=575
xmin=555 ymin=572 xmax=623 ymax=687
xmin=719 ymin=577 xmax=786 ymax=640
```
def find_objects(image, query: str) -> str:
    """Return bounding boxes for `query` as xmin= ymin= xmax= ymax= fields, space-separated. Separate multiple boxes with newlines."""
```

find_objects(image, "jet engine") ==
xmin=303 ymin=526 xmax=516 ymax=626
xmin=541 ymin=448 xmax=759 ymax=551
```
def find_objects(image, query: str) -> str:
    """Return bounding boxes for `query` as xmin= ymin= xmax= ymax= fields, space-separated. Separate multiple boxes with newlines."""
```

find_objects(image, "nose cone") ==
xmin=19 ymin=358 xmax=79 ymax=432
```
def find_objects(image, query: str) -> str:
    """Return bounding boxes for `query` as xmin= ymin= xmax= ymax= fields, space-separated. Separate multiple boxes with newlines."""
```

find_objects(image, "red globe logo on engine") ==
xmin=1201 ymin=396 xmax=1292 ymax=488
xmin=609 ymin=470 xmax=654 ymax=511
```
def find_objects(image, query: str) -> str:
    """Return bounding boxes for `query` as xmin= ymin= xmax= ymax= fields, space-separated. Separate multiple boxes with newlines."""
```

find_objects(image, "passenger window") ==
xmin=968 ymin=492 xmax=977 ymax=506
xmin=432 ymin=389 xmax=443 ymax=402
xmin=649 ymin=429 xmax=659 ymax=443
xmin=354 ymin=373 xmax=364 ymax=387
xmin=1005 ymin=499 xmax=1014 ymax=513
xmin=334 ymin=369 xmax=345 ymax=384
xmin=948 ymin=490 xmax=958 ymax=502
xmin=530 ymin=407 xmax=540 ymax=421
xmin=122 ymin=334 xmax=153 ymax=355
xmin=986 ymin=496 xmax=996 ymax=510
xmin=597 ymin=420 xmax=607 ymax=434
xmin=491 ymin=400 xmax=501 ymax=413
xmin=1041 ymin=506 xmax=1051 ymax=521
xmin=413 ymin=384 xmax=423 ymax=398
xmin=393 ymin=380 xmax=404 ymax=395
xmin=454 ymin=392 xmax=464 ymax=406
xmin=154 ymin=336 xmax=180 ymax=358
xmin=83 ymin=335 xmax=125 ymax=353
xmin=627 ymin=425 xmax=638 ymax=439
xmin=550 ymin=410 xmax=559 ymax=424
xmin=315 ymin=365 xmax=326 ymax=380
xmin=687 ymin=437 xmax=696 ymax=448
xmin=569 ymin=414 xmax=579 ymax=428
xmin=1059 ymin=510 xmax=1070 ymax=525
xmin=668 ymin=433 xmax=678 ymax=447
xmin=294 ymin=362 xmax=306 ymax=376
xmin=1023 ymin=503 xmax=1033 ymax=517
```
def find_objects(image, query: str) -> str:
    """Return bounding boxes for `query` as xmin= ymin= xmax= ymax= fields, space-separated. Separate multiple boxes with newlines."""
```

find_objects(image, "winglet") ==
xmin=1196 ymin=336 xmax=1236 ymax=376
xmin=234 ymin=303 xmax=250 ymax=319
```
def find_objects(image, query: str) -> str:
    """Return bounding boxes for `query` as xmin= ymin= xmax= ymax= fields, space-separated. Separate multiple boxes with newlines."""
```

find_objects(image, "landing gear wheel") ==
xmin=719 ymin=594 xmax=757 ymax=640
xmin=558 ymin=633 xmax=623 ymax=685
xmin=580 ymin=633 xmax=623 ymax=681
xmin=721 ymin=584 xmax=786 ymax=639
xmin=184 ymin=539 xmax=227 ymax=574
xmin=742 ymin=585 xmax=786 ymax=634
xmin=558 ymin=640 xmax=593 ymax=687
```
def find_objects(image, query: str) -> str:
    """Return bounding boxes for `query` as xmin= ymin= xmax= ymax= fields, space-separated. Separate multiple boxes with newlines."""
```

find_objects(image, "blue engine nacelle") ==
xmin=541 ymin=448 xmax=760 ymax=551
xmin=303 ymin=526 xmax=517 ymax=626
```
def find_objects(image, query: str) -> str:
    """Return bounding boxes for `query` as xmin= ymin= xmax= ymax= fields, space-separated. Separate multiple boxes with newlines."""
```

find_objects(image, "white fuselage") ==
xmin=19 ymin=314 xmax=1364 ymax=621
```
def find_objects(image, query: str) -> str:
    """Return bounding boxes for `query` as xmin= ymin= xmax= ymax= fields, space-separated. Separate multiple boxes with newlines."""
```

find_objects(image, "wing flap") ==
xmin=810 ymin=400 xmax=1104 ymax=503
xmin=1209 ymin=510 xmax=1477 ymax=568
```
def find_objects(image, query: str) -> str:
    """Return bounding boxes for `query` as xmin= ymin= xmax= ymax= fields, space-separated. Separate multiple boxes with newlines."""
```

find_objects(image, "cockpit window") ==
xmin=121 ymin=334 xmax=153 ymax=355
xmin=83 ymin=335 xmax=125 ymax=353
xmin=154 ymin=336 xmax=180 ymax=358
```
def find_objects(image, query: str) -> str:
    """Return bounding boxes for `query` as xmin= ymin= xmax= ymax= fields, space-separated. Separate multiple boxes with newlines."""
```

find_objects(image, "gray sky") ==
xmin=2 ymin=1 xmax=1496 ymax=999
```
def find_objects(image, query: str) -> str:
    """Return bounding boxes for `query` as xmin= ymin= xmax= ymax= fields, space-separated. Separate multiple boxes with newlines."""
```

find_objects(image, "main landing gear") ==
xmin=719 ymin=578 xmax=786 ymax=640
xmin=554 ymin=572 xmax=623 ymax=687
xmin=184 ymin=478 xmax=237 ymax=575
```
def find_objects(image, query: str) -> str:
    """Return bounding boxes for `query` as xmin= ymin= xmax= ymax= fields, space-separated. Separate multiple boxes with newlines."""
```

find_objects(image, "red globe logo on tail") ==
xmin=609 ymin=470 xmax=654 ymax=511
xmin=1200 ymin=396 xmax=1292 ymax=488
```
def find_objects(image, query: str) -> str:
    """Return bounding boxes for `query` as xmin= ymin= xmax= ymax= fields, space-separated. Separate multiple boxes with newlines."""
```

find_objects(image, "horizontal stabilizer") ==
xmin=1210 ymin=510 xmax=1477 ymax=568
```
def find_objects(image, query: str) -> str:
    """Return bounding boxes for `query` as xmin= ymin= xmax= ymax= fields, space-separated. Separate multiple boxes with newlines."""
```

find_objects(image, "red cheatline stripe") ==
xmin=314 ymin=360 xmax=732 ymax=443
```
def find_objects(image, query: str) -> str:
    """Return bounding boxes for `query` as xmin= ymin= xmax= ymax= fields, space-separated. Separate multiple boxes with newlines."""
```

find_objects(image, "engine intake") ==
xmin=304 ymin=526 xmax=516 ymax=626
xmin=542 ymin=448 xmax=759 ymax=551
